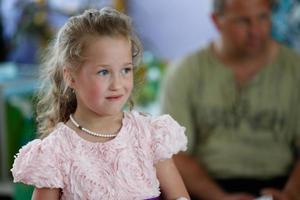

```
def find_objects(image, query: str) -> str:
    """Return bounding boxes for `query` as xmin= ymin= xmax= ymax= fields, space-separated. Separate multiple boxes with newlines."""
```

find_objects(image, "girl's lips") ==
xmin=106 ymin=95 xmax=122 ymax=100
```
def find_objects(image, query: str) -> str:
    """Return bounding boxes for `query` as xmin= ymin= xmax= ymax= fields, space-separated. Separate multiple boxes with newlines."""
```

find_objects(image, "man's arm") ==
xmin=174 ymin=153 xmax=226 ymax=200
xmin=261 ymin=160 xmax=300 ymax=200
xmin=284 ymin=160 xmax=300 ymax=199
xmin=161 ymin=56 xmax=254 ymax=200
xmin=174 ymin=153 xmax=255 ymax=200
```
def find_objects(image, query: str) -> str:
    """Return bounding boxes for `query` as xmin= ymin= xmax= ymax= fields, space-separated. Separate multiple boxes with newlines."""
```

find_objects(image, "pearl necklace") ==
xmin=69 ymin=115 xmax=118 ymax=138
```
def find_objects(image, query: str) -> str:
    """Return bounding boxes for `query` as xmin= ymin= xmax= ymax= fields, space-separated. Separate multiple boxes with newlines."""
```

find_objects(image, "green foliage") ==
xmin=135 ymin=51 xmax=167 ymax=106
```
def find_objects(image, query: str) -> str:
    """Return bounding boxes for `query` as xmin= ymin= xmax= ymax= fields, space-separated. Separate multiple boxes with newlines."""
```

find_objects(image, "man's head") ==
xmin=212 ymin=0 xmax=273 ymax=57
xmin=212 ymin=0 xmax=274 ymax=15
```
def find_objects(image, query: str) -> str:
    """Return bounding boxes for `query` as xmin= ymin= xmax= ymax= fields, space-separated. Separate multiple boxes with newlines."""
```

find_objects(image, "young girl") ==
xmin=11 ymin=7 xmax=190 ymax=200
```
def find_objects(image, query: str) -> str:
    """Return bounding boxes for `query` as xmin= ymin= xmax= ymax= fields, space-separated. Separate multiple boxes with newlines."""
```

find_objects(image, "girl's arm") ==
xmin=155 ymin=157 xmax=190 ymax=200
xmin=32 ymin=188 xmax=61 ymax=200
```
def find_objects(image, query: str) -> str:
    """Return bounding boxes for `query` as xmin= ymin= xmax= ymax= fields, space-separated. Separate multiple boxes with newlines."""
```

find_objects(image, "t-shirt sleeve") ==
xmin=160 ymin=57 xmax=197 ymax=154
xmin=150 ymin=115 xmax=187 ymax=163
xmin=11 ymin=137 xmax=64 ymax=188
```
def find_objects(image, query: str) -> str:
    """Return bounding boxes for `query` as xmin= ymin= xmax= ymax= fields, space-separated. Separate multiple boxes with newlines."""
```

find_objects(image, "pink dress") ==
xmin=11 ymin=110 xmax=187 ymax=200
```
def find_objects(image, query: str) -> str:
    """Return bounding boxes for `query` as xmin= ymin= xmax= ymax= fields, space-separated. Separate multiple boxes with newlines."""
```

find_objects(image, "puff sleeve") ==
xmin=150 ymin=115 xmax=187 ymax=163
xmin=11 ymin=136 xmax=64 ymax=188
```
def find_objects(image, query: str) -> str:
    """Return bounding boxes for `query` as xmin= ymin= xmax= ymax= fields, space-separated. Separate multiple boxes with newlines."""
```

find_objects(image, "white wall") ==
xmin=128 ymin=0 xmax=218 ymax=61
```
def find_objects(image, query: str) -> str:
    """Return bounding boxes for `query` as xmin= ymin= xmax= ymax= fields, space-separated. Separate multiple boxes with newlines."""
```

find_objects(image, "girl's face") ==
xmin=71 ymin=36 xmax=133 ymax=117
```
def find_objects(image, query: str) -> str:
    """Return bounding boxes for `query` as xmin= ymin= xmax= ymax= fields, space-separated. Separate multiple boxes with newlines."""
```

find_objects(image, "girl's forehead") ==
xmin=84 ymin=35 xmax=130 ymax=45
xmin=77 ymin=36 xmax=132 ymax=67
xmin=80 ymin=35 xmax=130 ymax=54
xmin=86 ymin=35 xmax=130 ymax=50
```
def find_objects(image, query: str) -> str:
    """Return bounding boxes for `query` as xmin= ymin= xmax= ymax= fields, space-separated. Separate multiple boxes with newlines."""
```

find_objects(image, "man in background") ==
xmin=161 ymin=0 xmax=300 ymax=199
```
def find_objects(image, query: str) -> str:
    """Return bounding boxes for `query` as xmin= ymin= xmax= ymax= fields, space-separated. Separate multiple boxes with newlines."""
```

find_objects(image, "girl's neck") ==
xmin=73 ymin=109 xmax=123 ymax=133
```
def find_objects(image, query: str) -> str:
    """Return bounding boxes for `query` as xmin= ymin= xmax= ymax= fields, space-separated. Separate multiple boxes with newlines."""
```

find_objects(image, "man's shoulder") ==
xmin=278 ymin=44 xmax=300 ymax=62
xmin=170 ymin=45 xmax=212 ymax=72
xmin=272 ymin=44 xmax=300 ymax=81
xmin=273 ymin=44 xmax=300 ymax=75
xmin=180 ymin=45 xmax=211 ymax=63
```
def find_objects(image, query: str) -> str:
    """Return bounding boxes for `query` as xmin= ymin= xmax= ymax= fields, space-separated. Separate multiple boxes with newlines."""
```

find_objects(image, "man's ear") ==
xmin=211 ymin=13 xmax=222 ymax=31
xmin=63 ymin=67 xmax=75 ymax=88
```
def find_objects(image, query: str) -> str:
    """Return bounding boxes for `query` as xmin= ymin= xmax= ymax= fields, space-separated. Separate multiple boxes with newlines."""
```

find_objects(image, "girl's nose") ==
xmin=110 ymin=75 xmax=122 ymax=90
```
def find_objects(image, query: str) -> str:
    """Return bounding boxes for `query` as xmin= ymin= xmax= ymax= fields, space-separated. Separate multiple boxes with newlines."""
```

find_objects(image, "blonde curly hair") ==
xmin=36 ymin=7 xmax=143 ymax=138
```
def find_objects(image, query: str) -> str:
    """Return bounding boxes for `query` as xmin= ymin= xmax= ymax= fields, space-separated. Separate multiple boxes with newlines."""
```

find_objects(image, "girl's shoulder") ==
xmin=13 ymin=123 xmax=70 ymax=160
xmin=37 ymin=123 xmax=73 ymax=148
xmin=11 ymin=123 xmax=69 ymax=188
xmin=127 ymin=110 xmax=182 ymax=128
xmin=127 ymin=110 xmax=188 ymax=163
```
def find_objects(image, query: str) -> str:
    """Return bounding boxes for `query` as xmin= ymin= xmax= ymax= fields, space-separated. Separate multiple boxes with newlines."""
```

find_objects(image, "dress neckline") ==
xmin=58 ymin=111 xmax=129 ymax=146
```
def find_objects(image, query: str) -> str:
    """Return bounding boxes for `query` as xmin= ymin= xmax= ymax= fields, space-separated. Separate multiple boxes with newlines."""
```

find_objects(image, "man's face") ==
xmin=214 ymin=0 xmax=272 ymax=56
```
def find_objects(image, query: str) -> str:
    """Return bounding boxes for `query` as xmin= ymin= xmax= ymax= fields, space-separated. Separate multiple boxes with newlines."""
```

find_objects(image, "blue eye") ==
xmin=121 ymin=67 xmax=132 ymax=75
xmin=97 ymin=69 xmax=109 ymax=76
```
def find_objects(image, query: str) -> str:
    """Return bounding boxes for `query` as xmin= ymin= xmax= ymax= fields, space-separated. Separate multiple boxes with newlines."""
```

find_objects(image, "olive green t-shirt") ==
xmin=161 ymin=44 xmax=300 ymax=179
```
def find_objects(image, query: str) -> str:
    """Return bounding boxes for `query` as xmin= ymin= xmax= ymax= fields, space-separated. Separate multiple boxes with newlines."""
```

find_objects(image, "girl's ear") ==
xmin=63 ymin=67 xmax=75 ymax=88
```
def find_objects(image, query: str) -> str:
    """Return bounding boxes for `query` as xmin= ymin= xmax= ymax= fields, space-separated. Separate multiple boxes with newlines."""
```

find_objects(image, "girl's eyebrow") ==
xmin=96 ymin=64 xmax=110 ymax=68
xmin=124 ymin=62 xmax=133 ymax=66
xmin=96 ymin=62 xmax=133 ymax=68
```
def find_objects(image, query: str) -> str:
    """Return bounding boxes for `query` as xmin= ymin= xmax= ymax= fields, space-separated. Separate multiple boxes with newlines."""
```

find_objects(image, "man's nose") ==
xmin=248 ymin=20 xmax=261 ymax=38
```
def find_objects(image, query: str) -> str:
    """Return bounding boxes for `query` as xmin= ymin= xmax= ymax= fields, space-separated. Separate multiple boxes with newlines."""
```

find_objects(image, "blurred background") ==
xmin=0 ymin=0 xmax=299 ymax=199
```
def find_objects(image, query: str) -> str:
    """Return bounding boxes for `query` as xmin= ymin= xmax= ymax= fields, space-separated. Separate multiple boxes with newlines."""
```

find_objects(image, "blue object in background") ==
xmin=272 ymin=0 xmax=300 ymax=52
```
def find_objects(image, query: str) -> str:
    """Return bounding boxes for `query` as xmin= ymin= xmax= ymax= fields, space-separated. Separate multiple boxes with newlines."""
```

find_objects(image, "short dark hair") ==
xmin=212 ymin=0 xmax=226 ymax=14
xmin=212 ymin=0 xmax=275 ymax=14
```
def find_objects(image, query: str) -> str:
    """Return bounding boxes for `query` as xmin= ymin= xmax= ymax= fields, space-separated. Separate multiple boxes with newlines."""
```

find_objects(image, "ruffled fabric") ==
xmin=11 ymin=110 xmax=187 ymax=200
xmin=149 ymin=114 xmax=187 ymax=163
xmin=11 ymin=135 xmax=64 ymax=188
